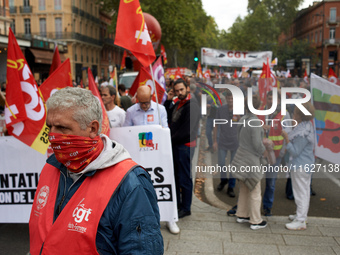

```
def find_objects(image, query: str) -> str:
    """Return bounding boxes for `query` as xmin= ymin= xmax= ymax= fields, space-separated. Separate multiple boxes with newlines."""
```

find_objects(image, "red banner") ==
xmin=5 ymin=28 xmax=49 ymax=154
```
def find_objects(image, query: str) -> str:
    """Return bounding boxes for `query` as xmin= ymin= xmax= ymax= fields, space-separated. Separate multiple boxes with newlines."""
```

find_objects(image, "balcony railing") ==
xmin=20 ymin=6 xmax=32 ymax=14
xmin=324 ymin=39 xmax=340 ymax=45
xmin=327 ymin=17 xmax=340 ymax=24
xmin=16 ymin=32 xmax=102 ymax=46
xmin=72 ymin=6 xmax=79 ymax=14
xmin=72 ymin=5 xmax=100 ymax=24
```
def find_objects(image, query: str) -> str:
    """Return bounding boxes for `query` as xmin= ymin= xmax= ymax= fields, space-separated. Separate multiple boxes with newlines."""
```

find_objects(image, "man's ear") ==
xmin=89 ymin=120 xmax=100 ymax=138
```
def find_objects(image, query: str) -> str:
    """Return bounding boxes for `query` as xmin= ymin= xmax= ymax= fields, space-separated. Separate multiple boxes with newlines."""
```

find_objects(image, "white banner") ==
xmin=0 ymin=126 xmax=178 ymax=223
xmin=311 ymin=74 xmax=340 ymax=164
xmin=202 ymin=47 xmax=272 ymax=68
xmin=110 ymin=125 xmax=178 ymax=222
xmin=0 ymin=137 xmax=46 ymax=223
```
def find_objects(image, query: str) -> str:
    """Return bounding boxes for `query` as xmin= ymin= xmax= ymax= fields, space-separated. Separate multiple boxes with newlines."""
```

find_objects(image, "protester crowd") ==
xmin=0 ymin=70 xmax=318 ymax=254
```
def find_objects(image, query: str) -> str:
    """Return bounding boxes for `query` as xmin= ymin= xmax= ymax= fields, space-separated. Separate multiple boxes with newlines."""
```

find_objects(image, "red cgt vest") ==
xmin=29 ymin=159 xmax=137 ymax=255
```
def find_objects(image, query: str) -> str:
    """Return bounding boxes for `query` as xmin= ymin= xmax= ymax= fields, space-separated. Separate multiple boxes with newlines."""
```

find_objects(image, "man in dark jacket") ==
xmin=29 ymin=87 xmax=163 ymax=255
xmin=170 ymin=79 xmax=200 ymax=218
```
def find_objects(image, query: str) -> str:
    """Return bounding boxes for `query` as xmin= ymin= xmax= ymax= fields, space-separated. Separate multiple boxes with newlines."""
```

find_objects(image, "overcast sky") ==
xmin=201 ymin=0 xmax=318 ymax=31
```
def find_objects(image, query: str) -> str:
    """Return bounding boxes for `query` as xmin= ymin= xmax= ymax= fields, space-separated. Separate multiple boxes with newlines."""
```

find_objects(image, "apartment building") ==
xmin=8 ymin=0 xmax=123 ymax=84
xmin=284 ymin=0 xmax=340 ymax=77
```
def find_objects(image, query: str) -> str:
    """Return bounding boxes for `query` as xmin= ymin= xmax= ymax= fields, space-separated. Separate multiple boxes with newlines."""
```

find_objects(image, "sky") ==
xmin=201 ymin=0 xmax=318 ymax=31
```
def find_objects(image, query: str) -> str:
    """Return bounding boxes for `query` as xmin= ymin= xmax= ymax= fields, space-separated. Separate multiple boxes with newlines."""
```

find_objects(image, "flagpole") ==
xmin=149 ymin=64 xmax=162 ymax=126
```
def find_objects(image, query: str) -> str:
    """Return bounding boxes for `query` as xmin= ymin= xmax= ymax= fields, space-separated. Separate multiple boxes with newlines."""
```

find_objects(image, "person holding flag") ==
xmin=29 ymin=87 xmax=163 ymax=254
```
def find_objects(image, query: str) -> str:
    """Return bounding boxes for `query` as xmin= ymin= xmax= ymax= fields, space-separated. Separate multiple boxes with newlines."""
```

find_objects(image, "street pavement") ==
xmin=161 ymin=138 xmax=340 ymax=254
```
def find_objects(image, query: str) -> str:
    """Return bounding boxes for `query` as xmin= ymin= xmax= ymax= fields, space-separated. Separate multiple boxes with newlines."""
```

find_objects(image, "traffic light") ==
xmin=194 ymin=51 xmax=198 ymax=62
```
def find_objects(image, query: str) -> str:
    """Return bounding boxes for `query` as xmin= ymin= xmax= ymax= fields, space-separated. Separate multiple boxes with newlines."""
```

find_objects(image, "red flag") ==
xmin=49 ymin=45 xmax=61 ymax=75
xmin=88 ymin=68 xmax=110 ymax=136
xmin=120 ymin=50 xmax=127 ymax=70
xmin=114 ymin=0 xmax=156 ymax=67
xmin=197 ymin=62 xmax=203 ymax=78
xmin=233 ymin=69 xmax=238 ymax=78
xmin=40 ymin=59 xmax=72 ymax=102
xmin=328 ymin=67 xmax=339 ymax=85
xmin=204 ymin=69 xmax=211 ymax=80
xmin=5 ymin=28 xmax=49 ymax=154
xmin=161 ymin=44 xmax=167 ymax=65
xmin=129 ymin=67 xmax=165 ymax=103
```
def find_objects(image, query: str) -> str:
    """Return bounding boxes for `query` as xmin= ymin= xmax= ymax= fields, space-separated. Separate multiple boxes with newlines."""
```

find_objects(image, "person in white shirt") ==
xmin=100 ymin=86 xmax=126 ymax=127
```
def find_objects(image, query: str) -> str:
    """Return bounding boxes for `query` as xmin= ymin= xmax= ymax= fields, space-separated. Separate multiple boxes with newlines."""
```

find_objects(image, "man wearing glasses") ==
xmin=123 ymin=86 xmax=168 ymax=128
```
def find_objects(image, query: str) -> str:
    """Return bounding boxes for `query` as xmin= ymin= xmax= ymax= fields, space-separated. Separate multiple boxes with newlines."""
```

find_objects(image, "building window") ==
xmin=10 ymin=19 xmax=15 ymax=34
xmin=39 ymin=0 xmax=45 ymax=10
xmin=23 ymin=0 xmax=30 ymax=7
xmin=24 ymin=19 xmax=31 ymax=38
xmin=55 ymin=18 xmax=62 ymax=39
xmin=9 ymin=0 xmax=14 ymax=7
xmin=85 ymin=0 xmax=87 ymax=12
xmin=315 ymin=31 xmax=318 ymax=43
xmin=330 ymin=27 xmax=336 ymax=39
xmin=55 ymin=0 xmax=61 ymax=10
xmin=79 ymin=21 xmax=82 ymax=34
xmin=330 ymin=8 xmax=336 ymax=22
xmin=40 ymin=18 xmax=46 ymax=37
xmin=320 ymin=30 xmax=322 ymax=42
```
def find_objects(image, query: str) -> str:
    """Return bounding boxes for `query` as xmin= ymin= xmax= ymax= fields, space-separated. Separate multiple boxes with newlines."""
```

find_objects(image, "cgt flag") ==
xmin=49 ymin=45 xmax=61 ymax=75
xmin=114 ymin=0 xmax=156 ymax=67
xmin=39 ymin=58 xmax=72 ymax=102
xmin=88 ymin=68 xmax=110 ymax=136
xmin=129 ymin=67 xmax=165 ymax=103
xmin=5 ymin=28 xmax=49 ymax=154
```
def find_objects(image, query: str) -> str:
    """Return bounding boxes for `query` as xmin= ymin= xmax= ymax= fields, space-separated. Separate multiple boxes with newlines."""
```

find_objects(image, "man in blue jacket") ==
xmin=29 ymin=87 xmax=163 ymax=255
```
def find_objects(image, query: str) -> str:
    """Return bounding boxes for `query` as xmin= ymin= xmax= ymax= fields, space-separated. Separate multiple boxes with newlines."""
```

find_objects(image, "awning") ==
xmin=29 ymin=48 xmax=66 ymax=64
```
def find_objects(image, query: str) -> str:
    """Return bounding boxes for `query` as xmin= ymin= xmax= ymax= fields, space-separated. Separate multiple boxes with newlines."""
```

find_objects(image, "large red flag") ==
xmin=233 ymin=69 xmax=238 ymax=78
xmin=88 ymin=68 xmax=110 ymax=136
xmin=49 ymin=45 xmax=61 ymax=75
xmin=129 ymin=67 xmax=165 ymax=103
xmin=5 ymin=28 xmax=49 ymax=154
xmin=114 ymin=0 xmax=156 ymax=67
xmin=40 ymin=58 xmax=72 ymax=102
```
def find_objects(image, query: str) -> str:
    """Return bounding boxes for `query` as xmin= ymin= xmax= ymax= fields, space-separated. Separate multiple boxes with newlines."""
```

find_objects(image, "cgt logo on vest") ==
xmin=68 ymin=198 xmax=92 ymax=233
xmin=201 ymin=86 xmax=312 ymax=128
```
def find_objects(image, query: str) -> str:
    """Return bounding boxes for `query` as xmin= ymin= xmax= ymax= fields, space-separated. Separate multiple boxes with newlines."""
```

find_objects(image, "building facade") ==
xmin=7 ymin=0 xmax=123 ymax=84
xmin=284 ymin=0 xmax=340 ymax=77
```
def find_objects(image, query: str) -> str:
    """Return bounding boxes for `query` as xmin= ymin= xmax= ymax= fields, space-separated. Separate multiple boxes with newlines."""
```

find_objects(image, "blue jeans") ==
xmin=205 ymin=117 xmax=214 ymax=148
xmin=262 ymin=157 xmax=282 ymax=210
xmin=218 ymin=149 xmax=236 ymax=188
xmin=173 ymin=144 xmax=193 ymax=212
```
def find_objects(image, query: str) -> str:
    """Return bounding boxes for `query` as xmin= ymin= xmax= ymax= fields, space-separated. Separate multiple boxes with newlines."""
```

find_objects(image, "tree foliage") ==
xmin=99 ymin=0 xmax=316 ymax=70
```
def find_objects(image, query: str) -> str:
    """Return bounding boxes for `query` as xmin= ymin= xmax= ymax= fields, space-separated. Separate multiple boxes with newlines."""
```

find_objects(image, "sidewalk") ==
xmin=161 ymin=193 xmax=340 ymax=255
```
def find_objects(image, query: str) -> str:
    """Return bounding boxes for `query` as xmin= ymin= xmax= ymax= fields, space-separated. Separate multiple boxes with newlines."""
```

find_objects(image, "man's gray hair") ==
xmin=46 ymin=87 xmax=103 ymax=134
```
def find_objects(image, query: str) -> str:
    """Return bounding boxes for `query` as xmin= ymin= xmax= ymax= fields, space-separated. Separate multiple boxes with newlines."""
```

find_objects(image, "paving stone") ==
xmin=283 ymin=235 xmax=338 ymax=246
xmin=179 ymin=229 xmax=231 ymax=242
xmin=336 ymin=237 xmax=340 ymax=246
xmin=167 ymin=239 xmax=223 ymax=254
xmin=332 ymin=245 xmax=340 ymax=255
xmin=318 ymin=226 xmax=340 ymax=237
xmin=161 ymin=227 xmax=180 ymax=240
xmin=269 ymin=223 xmax=322 ymax=236
xmin=164 ymin=252 xmax=177 ymax=255
xmin=306 ymin=217 xmax=340 ymax=227
xmin=177 ymin=220 xmax=222 ymax=231
xmin=222 ymin=242 xmax=279 ymax=255
xmin=184 ymin=212 xmax=230 ymax=222
xmin=278 ymin=245 xmax=336 ymax=255
xmin=231 ymin=232 xmax=285 ymax=245
xmin=222 ymin=221 xmax=272 ymax=233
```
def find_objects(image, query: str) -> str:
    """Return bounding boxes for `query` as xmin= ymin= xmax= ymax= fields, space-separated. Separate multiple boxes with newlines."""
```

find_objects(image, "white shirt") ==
xmin=106 ymin=106 xmax=126 ymax=127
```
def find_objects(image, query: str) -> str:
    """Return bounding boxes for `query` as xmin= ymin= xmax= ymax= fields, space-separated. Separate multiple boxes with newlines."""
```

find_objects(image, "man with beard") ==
xmin=29 ymin=87 xmax=163 ymax=255
xmin=170 ymin=79 xmax=200 ymax=218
